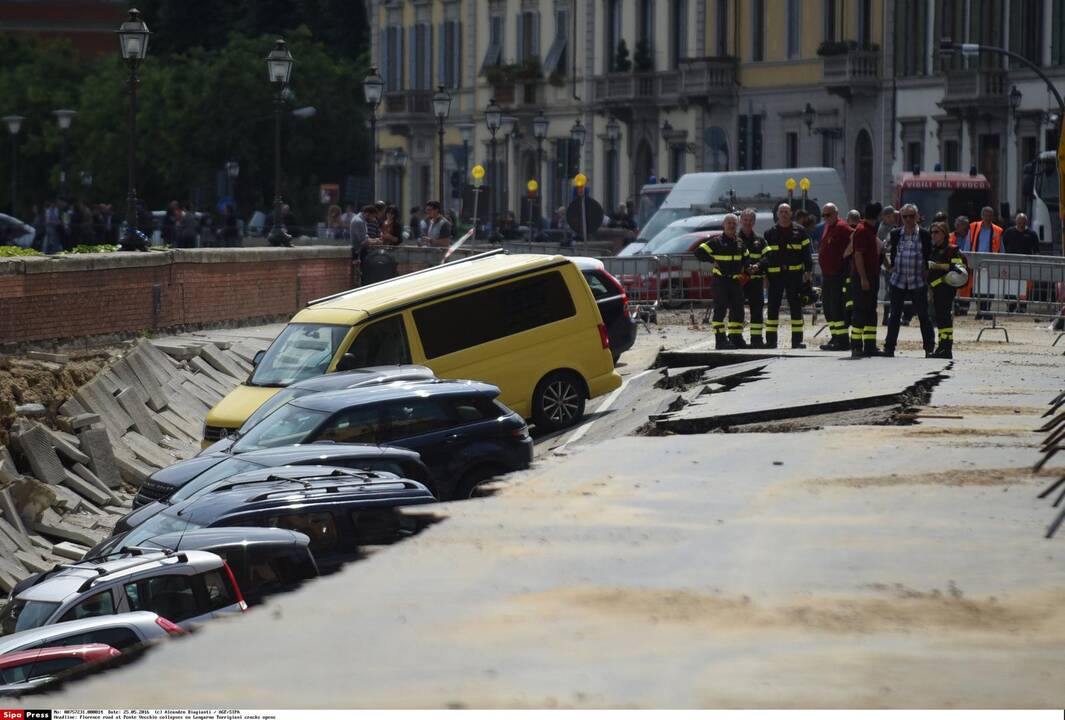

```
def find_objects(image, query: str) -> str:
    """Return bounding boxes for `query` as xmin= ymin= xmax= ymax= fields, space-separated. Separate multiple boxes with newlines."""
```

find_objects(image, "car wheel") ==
xmin=456 ymin=466 xmax=502 ymax=500
xmin=532 ymin=371 xmax=586 ymax=432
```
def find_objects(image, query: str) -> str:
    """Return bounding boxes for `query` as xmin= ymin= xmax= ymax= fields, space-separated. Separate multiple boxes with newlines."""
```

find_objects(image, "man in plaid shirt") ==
xmin=882 ymin=203 xmax=935 ymax=357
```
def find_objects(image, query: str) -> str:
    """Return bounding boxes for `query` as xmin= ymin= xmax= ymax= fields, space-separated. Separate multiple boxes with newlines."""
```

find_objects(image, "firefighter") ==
xmin=927 ymin=221 xmax=965 ymax=359
xmin=850 ymin=202 xmax=883 ymax=357
xmin=817 ymin=202 xmax=852 ymax=350
xmin=762 ymin=203 xmax=813 ymax=349
xmin=695 ymin=213 xmax=749 ymax=350
xmin=737 ymin=208 xmax=767 ymax=348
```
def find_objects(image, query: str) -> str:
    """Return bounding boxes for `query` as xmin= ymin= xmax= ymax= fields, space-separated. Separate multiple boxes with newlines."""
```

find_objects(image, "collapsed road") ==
xmin=39 ymin=316 xmax=1065 ymax=708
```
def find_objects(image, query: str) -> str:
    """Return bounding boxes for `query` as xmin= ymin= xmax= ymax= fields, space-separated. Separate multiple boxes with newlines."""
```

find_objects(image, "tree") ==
xmin=614 ymin=39 xmax=632 ymax=73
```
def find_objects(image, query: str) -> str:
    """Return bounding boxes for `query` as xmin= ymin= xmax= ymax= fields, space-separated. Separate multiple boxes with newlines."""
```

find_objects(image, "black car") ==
xmin=133 ymin=444 xmax=433 ymax=509
xmin=224 ymin=380 xmax=533 ymax=500
xmin=86 ymin=527 xmax=319 ymax=606
xmin=574 ymin=257 xmax=637 ymax=362
xmin=203 ymin=364 xmax=437 ymax=448
xmin=98 ymin=469 xmax=437 ymax=572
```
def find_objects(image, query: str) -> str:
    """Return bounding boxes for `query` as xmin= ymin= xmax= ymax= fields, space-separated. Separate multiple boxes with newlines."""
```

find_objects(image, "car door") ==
xmin=377 ymin=397 xmax=460 ymax=495
xmin=582 ymin=269 xmax=622 ymax=328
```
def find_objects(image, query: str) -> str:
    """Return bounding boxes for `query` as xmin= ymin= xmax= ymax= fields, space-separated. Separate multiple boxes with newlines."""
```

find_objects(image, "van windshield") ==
xmin=637 ymin=208 xmax=691 ymax=242
xmin=249 ymin=324 xmax=349 ymax=388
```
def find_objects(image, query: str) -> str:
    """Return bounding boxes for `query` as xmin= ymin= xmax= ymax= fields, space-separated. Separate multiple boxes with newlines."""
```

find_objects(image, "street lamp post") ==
xmin=485 ymin=98 xmax=502 ymax=227
xmin=53 ymin=109 xmax=76 ymax=198
xmin=362 ymin=66 xmax=383 ymax=205
xmin=457 ymin=122 xmax=474 ymax=203
xmin=432 ymin=86 xmax=452 ymax=202
xmin=532 ymin=109 xmax=549 ymax=224
xmin=225 ymin=160 xmax=240 ymax=204
xmin=117 ymin=8 xmax=149 ymax=251
xmin=2 ymin=115 xmax=23 ymax=215
xmin=265 ymin=39 xmax=294 ymax=247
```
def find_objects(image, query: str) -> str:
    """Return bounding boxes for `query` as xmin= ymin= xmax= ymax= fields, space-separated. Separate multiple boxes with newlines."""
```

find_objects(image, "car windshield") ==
xmin=636 ymin=189 xmax=670 ymax=228
xmin=0 ymin=599 xmax=60 ymax=636
xmin=118 ymin=511 xmax=205 ymax=552
xmin=637 ymin=208 xmax=691 ymax=242
xmin=230 ymin=403 xmax=330 ymax=454
xmin=900 ymin=188 xmax=989 ymax=223
xmin=249 ymin=324 xmax=349 ymax=387
xmin=239 ymin=388 xmax=305 ymax=434
xmin=169 ymin=458 xmax=265 ymax=503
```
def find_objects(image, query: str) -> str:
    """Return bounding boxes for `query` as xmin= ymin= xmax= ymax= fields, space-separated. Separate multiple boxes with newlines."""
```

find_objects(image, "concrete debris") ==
xmin=114 ymin=455 xmax=152 ymax=487
xmin=124 ymin=350 xmax=170 ymax=411
xmin=15 ymin=550 xmax=52 ymax=573
xmin=52 ymin=541 xmax=89 ymax=561
xmin=62 ymin=469 xmax=114 ymax=508
xmin=0 ymin=516 xmax=36 ymax=555
xmin=16 ymin=424 xmax=67 ymax=485
xmin=42 ymin=425 xmax=91 ymax=466
xmin=0 ymin=488 xmax=29 ymax=536
xmin=198 ymin=343 xmax=246 ymax=379
xmin=123 ymin=431 xmax=177 ymax=470
xmin=26 ymin=351 xmax=70 ymax=364
xmin=152 ymin=340 xmax=201 ymax=361
xmin=116 ymin=387 xmax=164 ymax=444
xmin=154 ymin=412 xmax=198 ymax=444
xmin=69 ymin=413 xmax=102 ymax=430
xmin=32 ymin=508 xmax=105 ymax=547
xmin=7 ymin=477 xmax=56 ymax=525
xmin=79 ymin=428 xmax=123 ymax=489
xmin=28 ymin=534 xmax=53 ymax=552
xmin=75 ymin=378 xmax=133 ymax=439
xmin=185 ymin=362 xmax=231 ymax=396
xmin=58 ymin=397 xmax=87 ymax=417
xmin=15 ymin=403 xmax=47 ymax=417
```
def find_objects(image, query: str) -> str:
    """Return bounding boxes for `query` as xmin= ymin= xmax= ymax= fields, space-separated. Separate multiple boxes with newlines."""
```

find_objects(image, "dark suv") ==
xmin=227 ymin=380 xmax=533 ymax=500
xmin=101 ymin=469 xmax=437 ymax=572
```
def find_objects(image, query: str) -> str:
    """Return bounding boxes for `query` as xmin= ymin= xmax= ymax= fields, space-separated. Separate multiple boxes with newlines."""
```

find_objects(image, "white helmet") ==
xmin=943 ymin=264 xmax=969 ymax=288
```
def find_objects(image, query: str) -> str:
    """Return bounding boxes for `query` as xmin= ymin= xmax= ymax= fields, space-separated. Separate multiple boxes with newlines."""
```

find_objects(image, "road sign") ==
xmin=567 ymin=196 xmax=604 ymax=239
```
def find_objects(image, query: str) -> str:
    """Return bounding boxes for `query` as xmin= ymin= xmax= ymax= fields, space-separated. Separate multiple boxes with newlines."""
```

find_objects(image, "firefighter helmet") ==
xmin=943 ymin=264 xmax=969 ymax=288
xmin=799 ymin=282 xmax=821 ymax=307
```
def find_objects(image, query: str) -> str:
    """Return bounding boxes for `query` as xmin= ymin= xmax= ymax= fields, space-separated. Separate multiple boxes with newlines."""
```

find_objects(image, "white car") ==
xmin=619 ymin=211 xmax=776 ymax=257
xmin=0 ymin=612 xmax=182 ymax=657
xmin=0 ymin=551 xmax=245 ymax=638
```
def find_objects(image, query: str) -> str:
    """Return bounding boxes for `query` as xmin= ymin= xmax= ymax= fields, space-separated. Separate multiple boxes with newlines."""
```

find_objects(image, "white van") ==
xmin=637 ymin=168 xmax=849 ymax=244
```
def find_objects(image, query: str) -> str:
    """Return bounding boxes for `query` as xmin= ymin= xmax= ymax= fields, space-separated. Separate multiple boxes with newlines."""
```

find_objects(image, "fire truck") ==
xmin=894 ymin=170 xmax=992 ymax=224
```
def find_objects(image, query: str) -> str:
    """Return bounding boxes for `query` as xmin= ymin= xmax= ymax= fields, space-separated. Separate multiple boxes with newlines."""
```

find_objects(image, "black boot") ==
xmin=930 ymin=341 xmax=953 ymax=359
xmin=791 ymin=332 xmax=806 ymax=350
xmin=715 ymin=334 xmax=733 ymax=350
xmin=749 ymin=336 xmax=764 ymax=349
xmin=765 ymin=334 xmax=778 ymax=349
xmin=730 ymin=335 xmax=748 ymax=349
xmin=850 ymin=336 xmax=864 ymax=358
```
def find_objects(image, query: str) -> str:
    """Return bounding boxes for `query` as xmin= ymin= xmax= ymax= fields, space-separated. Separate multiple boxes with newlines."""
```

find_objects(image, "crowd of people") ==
xmin=698 ymin=200 xmax=1041 ymax=361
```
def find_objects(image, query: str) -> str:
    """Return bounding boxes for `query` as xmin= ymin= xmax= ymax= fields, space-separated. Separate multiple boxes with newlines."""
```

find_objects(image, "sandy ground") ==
xmin=40 ymin=312 xmax=1065 ymax=708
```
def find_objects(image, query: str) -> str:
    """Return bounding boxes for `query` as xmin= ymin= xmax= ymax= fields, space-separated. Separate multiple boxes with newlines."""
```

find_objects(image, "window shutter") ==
xmin=426 ymin=24 xmax=434 ymax=89
xmin=532 ymin=11 xmax=541 ymax=59
xmin=438 ymin=22 xmax=447 ymax=86
xmin=379 ymin=29 xmax=389 ymax=88
xmin=408 ymin=26 xmax=416 ymax=88
xmin=453 ymin=22 xmax=463 ymax=88
xmin=516 ymin=12 xmax=525 ymax=62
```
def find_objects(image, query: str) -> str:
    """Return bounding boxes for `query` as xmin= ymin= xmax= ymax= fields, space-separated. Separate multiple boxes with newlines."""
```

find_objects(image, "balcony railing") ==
xmin=822 ymin=49 xmax=880 ymax=96
xmin=383 ymin=90 xmax=432 ymax=116
xmin=678 ymin=57 xmax=738 ymax=99
xmin=593 ymin=71 xmax=681 ymax=105
xmin=943 ymin=69 xmax=1008 ymax=106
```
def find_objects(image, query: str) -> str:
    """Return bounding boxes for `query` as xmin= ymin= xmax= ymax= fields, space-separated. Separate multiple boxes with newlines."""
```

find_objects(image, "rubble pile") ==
xmin=0 ymin=336 xmax=269 ymax=590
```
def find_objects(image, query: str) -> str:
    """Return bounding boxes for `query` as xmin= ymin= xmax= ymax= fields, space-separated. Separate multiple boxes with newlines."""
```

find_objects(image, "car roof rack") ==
xmin=76 ymin=552 xmax=188 ymax=593
xmin=208 ymin=469 xmax=381 ymax=495
xmin=305 ymin=248 xmax=509 ymax=307
xmin=245 ymin=478 xmax=423 ymax=503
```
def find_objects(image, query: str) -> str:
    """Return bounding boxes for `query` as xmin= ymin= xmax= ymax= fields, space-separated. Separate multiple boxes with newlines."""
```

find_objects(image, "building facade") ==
xmin=0 ymin=0 xmax=127 ymax=56
xmin=369 ymin=0 xmax=1063 ymax=224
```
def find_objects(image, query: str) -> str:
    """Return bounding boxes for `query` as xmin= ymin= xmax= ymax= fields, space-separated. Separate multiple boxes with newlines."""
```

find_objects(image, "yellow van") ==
xmin=203 ymin=252 xmax=622 ymax=444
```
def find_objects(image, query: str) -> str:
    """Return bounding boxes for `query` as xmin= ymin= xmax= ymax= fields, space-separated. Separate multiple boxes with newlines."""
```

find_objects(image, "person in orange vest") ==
xmin=966 ymin=206 xmax=1003 ymax=318
xmin=949 ymin=215 xmax=974 ymax=314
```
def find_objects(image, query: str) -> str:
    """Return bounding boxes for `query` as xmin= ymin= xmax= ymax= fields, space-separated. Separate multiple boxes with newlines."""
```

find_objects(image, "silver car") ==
xmin=0 ymin=612 xmax=181 ymax=656
xmin=0 ymin=551 xmax=245 ymax=638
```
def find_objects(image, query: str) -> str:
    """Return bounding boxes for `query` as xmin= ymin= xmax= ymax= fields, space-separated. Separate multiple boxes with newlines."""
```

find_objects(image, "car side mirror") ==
xmin=335 ymin=353 xmax=359 ymax=372
xmin=252 ymin=350 xmax=265 ymax=368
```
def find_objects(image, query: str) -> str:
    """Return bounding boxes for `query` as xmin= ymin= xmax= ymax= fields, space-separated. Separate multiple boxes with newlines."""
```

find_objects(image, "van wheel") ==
xmin=456 ymin=466 xmax=501 ymax=500
xmin=533 ymin=371 xmax=586 ymax=432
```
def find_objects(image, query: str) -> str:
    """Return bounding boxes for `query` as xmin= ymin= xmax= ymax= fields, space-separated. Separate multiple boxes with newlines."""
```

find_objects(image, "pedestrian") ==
xmin=817 ymin=203 xmax=853 ymax=351
xmin=1003 ymin=212 xmax=1038 ymax=254
xmin=221 ymin=204 xmax=241 ymax=247
xmin=762 ymin=202 xmax=813 ymax=349
xmin=162 ymin=200 xmax=179 ymax=247
xmin=695 ymin=213 xmax=749 ymax=350
xmin=966 ymin=206 xmax=1003 ymax=318
xmin=846 ymin=209 xmax=862 ymax=227
xmin=351 ymin=204 xmax=380 ymax=282
xmin=850 ymin=202 xmax=884 ymax=358
xmin=326 ymin=204 xmax=342 ymax=240
xmin=380 ymin=205 xmax=401 ymax=245
xmin=43 ymin=201 xmax=63 ymax=254
xmin=877 ymin=205 xmax=898 ymax=241
xmin=927 ymin=221 xmax=965 ymax=359
xmin=408 ymin=206 xmax=422 ymax=244
xmin=340 ymin=204 xmax=355 ymax=239
xmin=175 ymin=204 xmax=199 ymax=248
xmin=882 ymin=203 xmax=935 ymax=357
xmin=737 ymin=208 xmax=767 ymax=348
xmin=422 ymin=200 xmax=452 ymax=247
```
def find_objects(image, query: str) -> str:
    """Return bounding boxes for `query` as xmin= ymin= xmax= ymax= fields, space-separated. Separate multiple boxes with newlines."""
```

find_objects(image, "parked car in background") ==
xmin=0 ymin=213 xmax=36 ymax=249
xmin=0 ymin=612 xmax=183 ymax=657
xmin=0 ymin=643 xmax=120 ymax=695
xmin=87 ymin=528 xmax=317 ymax=607
xmin=204 ymin=251 xmax=621 ymax=437
xmin=223 ymin=380 xmax=533 ymax=500
xmin=572 ymin=257 xmax=636 ymax=362
xmin=101 ymin=470 xmax=437 ymax=573
xmin=616 ymin=230 xmax=724 ymax=304
xmin=0 ymin=551 xmax=245 ymax=638
xmin=133 ymin=444 xmax=432 ymax=509
xmin=201 ymin=365 xmax=437 ymax=449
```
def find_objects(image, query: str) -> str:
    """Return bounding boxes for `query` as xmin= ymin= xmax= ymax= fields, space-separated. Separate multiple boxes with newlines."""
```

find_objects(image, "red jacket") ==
xmin=818 ymin=221 xmax=852 ymax=275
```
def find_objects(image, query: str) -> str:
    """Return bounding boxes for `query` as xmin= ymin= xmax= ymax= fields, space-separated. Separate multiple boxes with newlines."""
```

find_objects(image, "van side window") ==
xmin=58 ymin=590 xmax=116 ymax=623
xmin=200 ymin=569 xmax=237 ymax=611
xmin=271 ymin=513 xmax=339 ymax=554
xmin=380 ymin=398 xmax=452 ymax=440
xmin=340 ymin=315 xmax=411 ymax=369
xmin=449 ymin=396 xmax=503 ymax=424
xmin=313 ymin=405 xmax=380 ymax=444
xmin=413 ymin=271 xmax=576 ymax=359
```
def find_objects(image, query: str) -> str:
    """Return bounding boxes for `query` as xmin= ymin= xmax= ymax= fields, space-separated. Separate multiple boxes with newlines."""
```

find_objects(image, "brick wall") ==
xmin=0 ymin=246 xmax=487 ymax=347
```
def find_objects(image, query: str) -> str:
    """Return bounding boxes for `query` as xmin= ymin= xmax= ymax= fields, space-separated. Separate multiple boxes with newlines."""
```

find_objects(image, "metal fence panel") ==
xmin=599 ymin=255 xmax=662 ymax=305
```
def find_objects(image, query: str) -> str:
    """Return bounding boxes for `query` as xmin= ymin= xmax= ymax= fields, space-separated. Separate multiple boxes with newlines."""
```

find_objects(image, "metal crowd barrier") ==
xmin=964 ymin=252 xmax=1065 ymax=342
